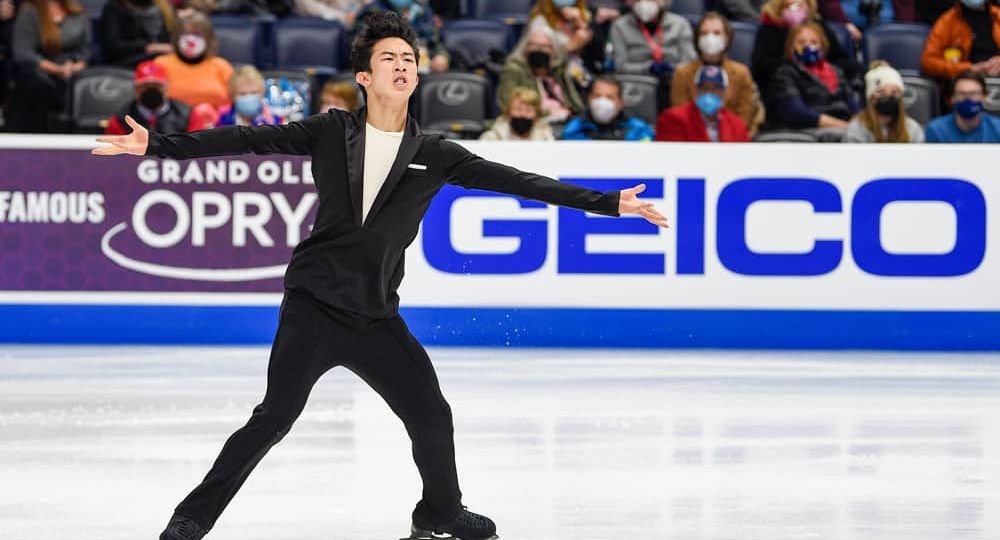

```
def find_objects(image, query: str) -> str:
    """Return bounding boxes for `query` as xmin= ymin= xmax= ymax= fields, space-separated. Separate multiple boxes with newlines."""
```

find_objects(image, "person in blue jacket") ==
xmin=562 ymin=74 xmax=655 ymax=140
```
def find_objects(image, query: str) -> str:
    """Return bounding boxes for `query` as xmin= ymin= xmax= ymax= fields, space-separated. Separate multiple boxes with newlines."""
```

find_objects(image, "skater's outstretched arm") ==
xmin=91 ymin=113 xmax=335 ymax=159
xmin=439 ymin=138 xmax=669 ymax=228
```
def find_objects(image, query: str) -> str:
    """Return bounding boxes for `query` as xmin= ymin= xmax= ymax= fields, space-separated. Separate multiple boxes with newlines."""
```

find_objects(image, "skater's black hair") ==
xmin=351 ymin=10 xmax=421 ymax=74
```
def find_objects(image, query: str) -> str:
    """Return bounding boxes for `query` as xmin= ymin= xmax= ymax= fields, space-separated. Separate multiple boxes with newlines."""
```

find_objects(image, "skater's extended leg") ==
xmin=171 ymin=293 xmax=333 ymax=531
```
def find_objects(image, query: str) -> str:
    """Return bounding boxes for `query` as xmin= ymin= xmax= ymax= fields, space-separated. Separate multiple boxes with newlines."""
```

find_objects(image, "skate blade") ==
xmin=403 ymin=528 xmax=498 ymax=540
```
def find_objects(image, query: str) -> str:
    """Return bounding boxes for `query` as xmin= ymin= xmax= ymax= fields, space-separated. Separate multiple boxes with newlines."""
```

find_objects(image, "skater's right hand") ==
xmin=91 ymin=115 xmax=149 ymax=156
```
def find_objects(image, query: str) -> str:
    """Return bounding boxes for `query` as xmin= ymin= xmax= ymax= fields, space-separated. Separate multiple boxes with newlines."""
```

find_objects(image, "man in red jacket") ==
xmin=655 ymin=64 xmax=750 ymax=142
xmin=104 ymin=61 xmax=208 ymax=135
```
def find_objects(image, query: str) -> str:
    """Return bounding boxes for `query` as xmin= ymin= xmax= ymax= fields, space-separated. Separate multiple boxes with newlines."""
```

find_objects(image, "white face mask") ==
xmin=633 ymin=0 xmax=660 ymax=23
xmin=698 ymin=33 xmax=727 ymax=57
xmin=178 ymin=33 xmax=207 ymax=59
xmin=589 ymin=96 xmax=619 ymax=124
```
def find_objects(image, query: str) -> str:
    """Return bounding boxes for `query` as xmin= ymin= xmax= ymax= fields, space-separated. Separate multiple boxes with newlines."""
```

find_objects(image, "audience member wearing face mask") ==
xmin=657 ymin=64 xmax=751 ymax=141
xmin=481 ymin=86 xmax=555 ymax=141
xmin=751 ymin=0 xmax=861 ymax=101
xmin=319 ymin=80 xmax=361 ymax=113
xmin=921 ymin=0 xmax=1000 ymax=82
xmin=843 ymin=61 xmax=924 ymax=143
xmin=98 ymin=0 xmax=175 ymax=68
xmin=925 ymin=69 xmax=1000 ymax=142
xmin=562 ymin=75 xmax=655 ymax=140
xmin=764 ymin=22 xmax=859 ymax=135
xmin=609 ymin=0 xmax=696 ymax=77
xmin=670 ymin=11 xmax=763 ymax=134
xmin=153 ymin=12 xmax=234 ymax=108
xmin=498 ymin=27 xmax=584 ymax=123
xmin=216 ymin=65 xmax=283 ymax=127
xmin=104 ymin=60 xmax=207 ymax=135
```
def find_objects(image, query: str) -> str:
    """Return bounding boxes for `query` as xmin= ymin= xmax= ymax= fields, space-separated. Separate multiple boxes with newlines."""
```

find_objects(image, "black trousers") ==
xmin=175 ymin=290 xmax=462 ymax=529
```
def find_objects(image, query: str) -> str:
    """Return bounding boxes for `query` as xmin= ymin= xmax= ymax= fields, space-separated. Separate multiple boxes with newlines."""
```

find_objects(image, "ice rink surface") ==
xmin=1 ymin=346 xmax=998 ymax=540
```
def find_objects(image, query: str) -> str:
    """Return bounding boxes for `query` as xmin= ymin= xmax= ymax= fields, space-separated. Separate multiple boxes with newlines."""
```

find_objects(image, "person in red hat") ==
xmin=104 ymin=60 xmax=209 ymax=135
xmin=656 ymin=64 xmax=751 ymax=142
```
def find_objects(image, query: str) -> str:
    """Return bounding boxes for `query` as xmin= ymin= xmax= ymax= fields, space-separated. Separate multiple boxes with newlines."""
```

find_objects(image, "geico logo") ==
xmin=130 ymin=190 xmax=317 ymax=248
xmin=137 ymin=159 xmax=314 ymax=185
xmin=421 ymin=178 xmax=987 ymax=278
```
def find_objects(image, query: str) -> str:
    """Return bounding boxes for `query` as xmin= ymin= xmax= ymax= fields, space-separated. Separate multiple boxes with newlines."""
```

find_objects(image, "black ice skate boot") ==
xmin=159 ymin=514 xmax=209 ymax=540
xmin=408 ymin=506 xmax=498 ymax=540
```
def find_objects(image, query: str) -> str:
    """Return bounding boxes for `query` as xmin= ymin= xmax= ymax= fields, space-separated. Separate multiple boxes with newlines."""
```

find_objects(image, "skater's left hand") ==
xmin=619 ymin=184 xmax=669 ymax=228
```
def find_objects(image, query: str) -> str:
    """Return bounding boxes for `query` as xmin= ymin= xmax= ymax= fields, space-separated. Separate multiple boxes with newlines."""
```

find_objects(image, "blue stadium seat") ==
xmin=469 ymin=0 xmax=533 ymax=19
xmin=415 ymin=72 xmax=491 ymax=138
xmin=728 ymin=21 xmax=758 ymax=67
xmin=272 ymin=17 xmax=348 ymax=72
xmin=211 ymin=15 xmax=269 ymax=68
xmin=862 ymin=23 xmax=932 ymax=76
xmin=671 ymin=0 xmax=705 ymax=18
xmin=442 ymin=19 xmax=513 ymax=67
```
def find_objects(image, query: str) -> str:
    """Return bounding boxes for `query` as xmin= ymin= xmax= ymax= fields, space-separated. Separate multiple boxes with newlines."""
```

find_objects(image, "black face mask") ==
xmin=139 ymin=88 xmax=165 ymax=110
xmin=527 ymin=50 xmax=551 ymax=69
xmin=873 ymin=95 xmax=900 ymax=116
xmin=509 ymin=116 xmax=534 ymax=135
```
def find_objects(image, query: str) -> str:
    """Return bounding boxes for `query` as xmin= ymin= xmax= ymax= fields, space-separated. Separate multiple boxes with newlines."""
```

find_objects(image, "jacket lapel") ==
xmin=361 ymin=114 xmax=423 ymax=228
xmin=345 ymin=108 xmax=366 ymax=228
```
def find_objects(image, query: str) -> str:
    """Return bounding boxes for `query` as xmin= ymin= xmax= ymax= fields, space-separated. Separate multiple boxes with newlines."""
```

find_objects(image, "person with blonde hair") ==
xmin=216 ymin=64 xmax=283 ymax=126
xmin=480 ymin=86 xmax=555 ymax=141
xmin=843 ymin=61 xmax=924 ymax=143
xmin=10 ymin=0 xmax=90 ymax=132
xmin=319 ymin=79 xmax=361 ymax=112
xmin=153 ymin=12 xmax=234 ymax=108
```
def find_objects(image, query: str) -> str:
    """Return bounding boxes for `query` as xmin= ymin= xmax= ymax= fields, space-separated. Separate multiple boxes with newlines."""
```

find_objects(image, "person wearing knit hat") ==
xmin=843 ymin=61 xmax=924 ymax=143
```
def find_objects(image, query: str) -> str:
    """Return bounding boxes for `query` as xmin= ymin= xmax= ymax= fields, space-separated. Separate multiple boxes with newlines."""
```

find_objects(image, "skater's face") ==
xmin=356 ymin=37 xmax=418 ymax=102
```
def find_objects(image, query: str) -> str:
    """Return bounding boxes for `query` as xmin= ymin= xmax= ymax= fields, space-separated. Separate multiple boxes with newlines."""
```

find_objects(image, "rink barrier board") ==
xmin=1 ymin=304 xmax=998 ymax=350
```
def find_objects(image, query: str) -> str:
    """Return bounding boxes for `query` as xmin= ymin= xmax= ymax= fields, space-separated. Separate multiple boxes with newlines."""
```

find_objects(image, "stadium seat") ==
xmin=67 ymin=67 xmax=134 ymax=133
xmin=901 ymin=76 xmax=939 ymax=126
xmin=469 ymin=0 xmax=533 ymax=19
xmin=753 ymin=131 xmax=819 ymax=142
xmin=616 ymin=74 xmax=660 ymax=126
xmin=671 ymin=0 xmax=705 ymax=18
xmin=728 ymin=21 xmax=757 ymax=66
xmin=984 ymin=77 xmax=1000 ymax=116
xmin=415 ymin=72 xmax=490 ymax=138
xmin=862 ymin=23 xmax=931 ymax=76
xmin=442 ymin=19 xmax=513 ymax=69
xmin=272 ymin=17 xmax=347 ymax=72
xmin=211 ymin=15 xmax=269 ymax=68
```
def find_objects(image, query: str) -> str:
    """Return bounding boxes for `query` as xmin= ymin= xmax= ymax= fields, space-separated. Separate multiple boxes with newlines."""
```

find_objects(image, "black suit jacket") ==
xmin=146 ymin=107 xmax=621 ymax=320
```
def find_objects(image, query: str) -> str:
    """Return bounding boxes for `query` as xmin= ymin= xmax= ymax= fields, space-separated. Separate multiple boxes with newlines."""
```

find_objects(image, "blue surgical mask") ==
xmin=954 ymin=98 xmax=983 ymax=119
xmin=695 ymin=92 xmax=723 ymax=116
xmin=960 ymin=0 xmax=985 ymax=9
xmin=553 ymin=0 xmax=577 ymax=7
xmin=794 ymin=45 xmax=822 ymax=66
xmin=235 ymin=95 xmax=263 ymax=118
xmin=388 ymin=0 xmax=413 ymax=9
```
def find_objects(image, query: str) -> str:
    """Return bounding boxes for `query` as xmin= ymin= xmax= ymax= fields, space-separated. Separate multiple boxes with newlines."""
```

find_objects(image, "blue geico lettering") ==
xmin=421 ymin=177 xmax=986 ymax=277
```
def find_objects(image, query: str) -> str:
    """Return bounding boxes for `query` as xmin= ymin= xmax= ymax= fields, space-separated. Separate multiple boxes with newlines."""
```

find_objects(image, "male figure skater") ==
xmin=93 ymin=11 xmax=668 ymax=540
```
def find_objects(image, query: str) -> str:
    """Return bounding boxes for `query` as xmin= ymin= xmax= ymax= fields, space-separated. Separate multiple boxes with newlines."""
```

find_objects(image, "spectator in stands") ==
xmin=480 ymin=86 xmax=556 ymax=141
xmin=610 ymin=0 xmax=696 ymax=108
xmin=671 ymin=11 xmax=763 ymax=134
xmin=925 ymin=69 xmax=1000 ymax=142
xmin=293 ymin=0 xmax=361 ymax=28
xmin=751 ymin=0 xmax=860 ymax=98
xmin=9 ymin=0 xmax=89 ymax=132
xmin=921 ymin=0 xmax=1000 ymax=82
xmin=529 ymin=0 xmax=595 ymax=82
xmin=357 ymin=0 xmax=449 ymax=72
xmin=105 ymin=60 xmax=207 ymax=135
xmin=764 ymin=22 xmax=859 ymax=134
xmin=216 ymin=65 xmax=284 ymax=126
xmin=563 ymin=74 xmax=655 ymax=139
xmin=584 ymin=0 xmax=625 ymax=73
xmin=844 ymin=61 xmax=924 ymax=142
xmin=657 ymin=64 xmax=751 ymax=141
xmin=99 ymin=0 xmax=175 ymax=69
xmin=498 ymin=26 xmax=584 ymax=122
xmin=154 ymin=12 xmax=234 ymax=109
xmin=319 ymin=79 xmax=360 ymax=112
